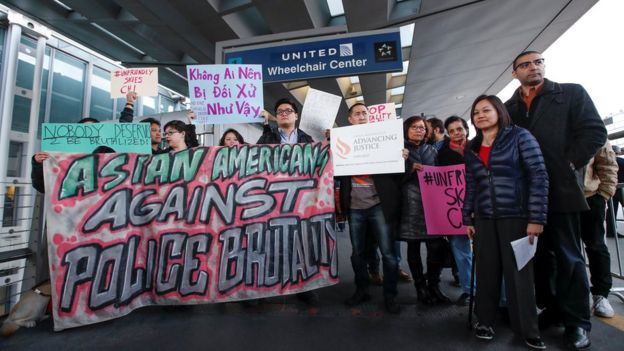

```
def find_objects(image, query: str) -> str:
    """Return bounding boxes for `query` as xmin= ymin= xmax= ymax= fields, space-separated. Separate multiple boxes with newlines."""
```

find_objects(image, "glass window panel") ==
xmin=37 ymin=47 xmax=51 ymax=139
xmin=142 ymin=96 xmax=156 ymax=116
xmin=89 ymin=66 xmax=113 ymax=120
xmin=49 ymin=51 xmax=85 ymax=123
xmin=159 ymin=95 xmax=175 ymax=113
xmin=11 ymin=37 xmax=38 ymax=132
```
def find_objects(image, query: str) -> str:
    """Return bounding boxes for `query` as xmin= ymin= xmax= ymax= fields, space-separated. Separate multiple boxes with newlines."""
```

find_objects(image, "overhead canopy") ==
xmin=0 ymin=0 xmax=598 ymax=126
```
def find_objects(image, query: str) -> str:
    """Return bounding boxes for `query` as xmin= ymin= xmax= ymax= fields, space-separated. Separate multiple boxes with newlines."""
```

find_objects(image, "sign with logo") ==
xmin=299 ymin=88 xmax=342 ymax=142
xmin=417 ymin=165 xmax=466 ymax=235
xmin=41 ymin=123 xmax=152 ymax=154
xmin=223 ymin=29 xmax=402 ymax=82
xmin=330 ymin=118 xmax=405 ymax=176
xmin=44 ymin=143 xmax=337 ymax=330
xmin=186 ymin=64 xmax=264 ymax=124
xmin=110 ymin=68 xmax=158 ymax=98
xmin=367 ymin=103 xmax=396 ymax=123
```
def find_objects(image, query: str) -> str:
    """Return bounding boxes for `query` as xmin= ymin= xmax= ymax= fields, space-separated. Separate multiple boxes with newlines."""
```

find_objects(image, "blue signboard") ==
xmin=223 ymin=29 xmax=403 ymax=82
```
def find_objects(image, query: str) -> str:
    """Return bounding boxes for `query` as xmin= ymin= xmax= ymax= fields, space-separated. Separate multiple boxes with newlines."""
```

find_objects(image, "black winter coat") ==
xmin=505 ymin=78 xmax=606 ymax=212
xmin=256 ymin=124 xmax=314 ymax=144
xmin=437 ymin=140 xmax=465 ymax=166
xmin=462 ymin=126 xmax=549 ymax=225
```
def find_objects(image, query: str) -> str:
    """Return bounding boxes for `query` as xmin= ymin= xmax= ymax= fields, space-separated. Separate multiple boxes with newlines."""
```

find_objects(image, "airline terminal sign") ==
xmin=223 ymin=28 xmax=402 ymax=83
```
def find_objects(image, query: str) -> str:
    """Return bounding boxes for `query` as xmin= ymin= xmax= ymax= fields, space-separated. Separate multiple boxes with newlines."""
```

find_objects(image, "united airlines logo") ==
xmin=339 ymin=43 xmax=353 ymax=57
xmin=374 ymin=41 xmax=397 ymax=62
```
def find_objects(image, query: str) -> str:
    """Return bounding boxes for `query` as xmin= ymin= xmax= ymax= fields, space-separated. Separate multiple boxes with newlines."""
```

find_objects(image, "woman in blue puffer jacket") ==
xmin=462 ymin=95 xmax=548 ymax=350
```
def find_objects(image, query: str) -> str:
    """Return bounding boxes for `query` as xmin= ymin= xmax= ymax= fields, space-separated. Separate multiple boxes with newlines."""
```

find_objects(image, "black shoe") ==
xmin=428 ymin=284 xmax=451 ymax=304
xmin=525 ymin=337 xmax=546 ymax=350
xmin=456 ymin=293 xmax=470 ymax=306
xmin=296 ymin=291 xmax=319 ymax=307
xmin=538 ymin=308 xmax=563 ymax=330
xmin=345 ymin=290 xmax=371 ymax=307
xmin=564 ymin=327 xmax=590 ymax=350
xmin=415 ymin=284 xmax=434 ymax=305
xmin=384 ymin=296 xmax=401 ymax=314
xmin=475 ymin=323 xmax=494 ymax=340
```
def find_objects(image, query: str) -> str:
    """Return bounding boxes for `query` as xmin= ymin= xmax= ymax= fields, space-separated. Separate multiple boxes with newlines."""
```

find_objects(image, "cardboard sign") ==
xmin=417 ymin=164 xmax=466 ymax=235
xmin=299 ymin=88 xmax=342 ymax=141
xmin=41 ymin=123 xmax=151 ymax=154
xmin=110 ymin=68 xmax=158 ymax=98
xmin=367 ymin=103 xmax=396 ymax=123
xmin=331 ymin=118 xmax=405 ymax=176
xmin=187 ymin=64 xmax=264 ymax=124
xmin=43 ymin=143 xmax=337 ymax=330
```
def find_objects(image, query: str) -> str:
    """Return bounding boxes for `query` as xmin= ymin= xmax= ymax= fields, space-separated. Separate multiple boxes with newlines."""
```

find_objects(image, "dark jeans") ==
xmin=349 ymin=205 xmax=398 ymax=297
xmin=535 ymin=212 xmax=591 ymax=331
xmin=580 ymin=195 xmax=612 ymax=297
xmin=606 ymin=188 xmax=622 ymax=236
xmin=407 ymin=238 xmax=446 ymax=286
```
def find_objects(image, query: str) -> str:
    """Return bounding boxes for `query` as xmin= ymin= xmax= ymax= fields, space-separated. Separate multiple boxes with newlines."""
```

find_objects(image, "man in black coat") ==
xmin=505 ymin=50 xmax=607 ymax=350
xmin=256 ymin=98 xmax=313 ymax=144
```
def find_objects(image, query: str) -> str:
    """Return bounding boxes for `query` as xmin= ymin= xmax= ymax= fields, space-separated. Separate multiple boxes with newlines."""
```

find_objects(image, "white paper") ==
xmin=330 ymin=118 xmax=405 ymax=176
xmin=367 ymin=103 xmax=396 ymax=123
xmin=110 ymin=67 xmax=158 ymax=98
xmin=299 ymin=88 xmax=342 ymax=141
xmin=510 ymin=236 xmax=538 ymax=271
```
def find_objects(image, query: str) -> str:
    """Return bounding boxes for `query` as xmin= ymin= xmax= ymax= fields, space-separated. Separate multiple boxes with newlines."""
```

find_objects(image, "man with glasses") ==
xmin=505 ymin=50 xmax=607 ymax=351
xmin=339 ymin=103 xmax=402 ymax=314
xmin=257 ymin=98 xmax=314 ymax=144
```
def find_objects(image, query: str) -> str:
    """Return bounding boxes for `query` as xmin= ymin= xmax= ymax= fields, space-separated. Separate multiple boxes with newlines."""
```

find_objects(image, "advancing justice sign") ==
xmin=223 ymin=28 xmax=403 ymax=82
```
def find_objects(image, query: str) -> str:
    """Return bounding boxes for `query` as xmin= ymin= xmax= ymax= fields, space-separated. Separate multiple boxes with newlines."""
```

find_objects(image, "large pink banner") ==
xmin=44 ymin=143 xmax=337 ymax=330
xmin=417 ymin=164 xmax=466 ymax=235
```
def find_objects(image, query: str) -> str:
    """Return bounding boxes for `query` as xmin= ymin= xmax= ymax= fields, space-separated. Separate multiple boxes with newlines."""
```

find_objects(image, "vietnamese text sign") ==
xmin=417 ymin=165 xmax=466 ymax=235
xmin=331 ymin=118 xmax=404 ymax=176
xmin=41 ymin=123 xmax=151 ymax=154
xmin=44 ymin=143 xmax=337 ymax=330
xmin=223 ymin=29 xmax=402 ymax=83
xmin=367 ymin=103 xmax=396 ymax=123
xmin=299 ymin=88 xmax=342 ymax=142
xmin=187 ymin=64 xmax=264 ymax=124
xmin=110 ymin=68 xmax=158 ymax=98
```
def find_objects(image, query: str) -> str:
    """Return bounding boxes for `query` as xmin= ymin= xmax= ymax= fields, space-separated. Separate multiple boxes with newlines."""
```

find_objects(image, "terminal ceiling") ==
xmin=0 ymin=0 xmax=598 ymax=126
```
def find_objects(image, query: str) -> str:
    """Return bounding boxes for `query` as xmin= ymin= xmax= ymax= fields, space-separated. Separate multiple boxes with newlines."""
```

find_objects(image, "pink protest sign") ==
xmin=44 ymin=143 xmax=336 ymax=330
xmin=417 ymin=164 xmax=466 ymax=235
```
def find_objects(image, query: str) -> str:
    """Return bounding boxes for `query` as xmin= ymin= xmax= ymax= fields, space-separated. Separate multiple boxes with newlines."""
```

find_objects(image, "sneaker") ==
xmin=475 ymin=324 xmax=494 ymax=340
xmin=398 ymin=269 xmax=413 ymax=282
xmin=345 ymin=290 xmax=371 ymax=307
xmin=369 ymin=272 xmax=383 ymax=286
xmin=384 ymin=296 xmax=401 ymax=314
xmin=592 ymin=295 xmax=615 ymax=318
xmin=456 ymin=292 xmax=470 ymax=306
xmin=525 ymin=337 xmax=546 ymax=350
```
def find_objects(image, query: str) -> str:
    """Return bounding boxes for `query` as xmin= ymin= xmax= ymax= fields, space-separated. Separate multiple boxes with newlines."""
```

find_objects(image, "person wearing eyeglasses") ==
xmin=505 ymin=50 xmax=607 ymax=350
xmin=256 ymin=98 xmax=314 ymax=144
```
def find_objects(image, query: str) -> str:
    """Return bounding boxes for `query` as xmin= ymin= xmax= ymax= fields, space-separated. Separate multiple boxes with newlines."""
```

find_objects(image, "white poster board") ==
xmin=299 ymin=88 xmax=342 ymax=141
xmin=367 ymin=103 xmax=396 ymax=123
xmin=110 ymin=68 xmax=158 ymax=98
xmin=331 ymin=118 xmax=405 ymax=176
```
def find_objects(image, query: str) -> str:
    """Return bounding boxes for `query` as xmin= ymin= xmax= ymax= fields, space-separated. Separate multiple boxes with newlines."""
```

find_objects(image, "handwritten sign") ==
xmin=187 ymin=64 xmax=264 ymax=124
xmin=331 ymin=118 xmax=404 ymax=176
xmin=110 ymin=68 xmax=158 ymax=98
xmin=43 ymin=143 xmax=337 ymax=330
xmin=417 ymin=164 xmax=466 ymax=235
xmin=41 ymin=123 xmax=151 ymax=154
xmin=299 ymin=88 xmax=342 ymax=141
xmin=367 ymin=103 xmax=396 ymax=123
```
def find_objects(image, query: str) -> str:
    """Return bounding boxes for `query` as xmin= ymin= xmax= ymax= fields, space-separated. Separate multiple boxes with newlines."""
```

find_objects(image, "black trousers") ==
xmin=474 ymin=218 xmax=539 ymax=339
xmin=406 ymin=238 xmax=448 ymax=286
xmin=534 ymin=212 xmax=591 ymax=331
xmin=580 ymin=195 xmax=612 ymax=297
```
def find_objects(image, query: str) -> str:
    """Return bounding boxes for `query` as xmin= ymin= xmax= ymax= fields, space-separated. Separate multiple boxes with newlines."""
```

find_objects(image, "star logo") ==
xmin=374 ymin=41 xmax=398 ymax=62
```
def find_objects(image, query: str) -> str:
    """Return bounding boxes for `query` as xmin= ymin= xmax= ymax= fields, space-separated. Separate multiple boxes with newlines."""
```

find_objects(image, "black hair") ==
xmin=427 ymin=117 xmax=444 ymax=134
xmin=444 ymin=115 xmax=470 ymax=138
xmin=512 ymin=50 xmax=542 ymax=70
xmin=403 ymin=115 xmax=428 ymax=144
xmin=219 ymin=128 xmax=246 ymax=146
xmin=78 ymin=117 xmax=99 ymax=124
xmin=140 ymin=117 xmax=161 ymax=127
xmin=348 ymin=102 xmax=367 ymax=115
xmin=273 ymin=98 xmax=299 ymax=114
xmin=470 ymin=95 xmax=512 ymax=139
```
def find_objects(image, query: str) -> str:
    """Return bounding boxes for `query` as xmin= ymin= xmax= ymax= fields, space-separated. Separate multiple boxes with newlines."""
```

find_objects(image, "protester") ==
xmin=163 ymin=120 xmax=192 ymax=152
xmin=580 ymin=141 xmax=617 ymax=318
xmin=426 ymin=117 xmax=448 ymax=151
xmin=505 ymin=50 xmax=606 ymax=350
xmin=437 ymin=115 xmax=474 ymax=306
xmin=397 ymin=115 xmax=449 ymax=305
xmin=339 ymin=102 xmax=404 ymax=313
xmin=463 ymin=95 xmax=548 ymax=349
xmin=219 ymin=128 xmax=245 ymax=146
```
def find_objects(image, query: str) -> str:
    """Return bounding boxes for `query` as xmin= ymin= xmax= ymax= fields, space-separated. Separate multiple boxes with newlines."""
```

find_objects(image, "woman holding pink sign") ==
xmin=463 ymin=95 xmax=548 ymax=349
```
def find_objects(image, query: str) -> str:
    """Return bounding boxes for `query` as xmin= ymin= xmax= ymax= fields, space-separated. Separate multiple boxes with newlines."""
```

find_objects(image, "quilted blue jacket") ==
xmin=462 ymin=126 xmax=549 ymax=225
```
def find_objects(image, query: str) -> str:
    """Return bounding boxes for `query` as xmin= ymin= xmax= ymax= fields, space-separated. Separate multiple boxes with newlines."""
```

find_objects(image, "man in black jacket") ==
xmin=257 ymin=98 xmax=313 ymax=144
xmin=505 ymin=50 xmax=607 ymax=350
